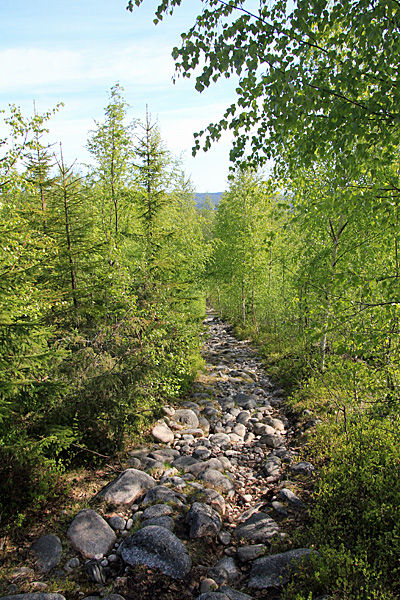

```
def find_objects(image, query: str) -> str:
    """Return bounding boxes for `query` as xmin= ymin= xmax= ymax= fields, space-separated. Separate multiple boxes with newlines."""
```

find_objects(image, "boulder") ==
xmin=97 ymin=469 xmax=156 ymax=505
xmin=120 ymin=526 xmax=191 ymax=579
xmin=67 ymin=509 xmax=116 ymax=559
xmin=30 ymin=535 xmax=62 ymax=573
xmin=152 ymin=422 xmax=174 ymax=444
xmin=248 ymin=548 xmax=318 ymax=588
xmin=186 ymin=502 xmax=222 ymax=538
xmin=233 ymin=512 xmax=279 ymax=543
xmin=172 ymin=409 xmax=199 ymax=429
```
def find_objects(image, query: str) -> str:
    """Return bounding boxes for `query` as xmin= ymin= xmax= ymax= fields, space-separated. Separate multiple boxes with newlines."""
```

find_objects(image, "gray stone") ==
xmin=120 ymin=526 xmax=191 ymax=579
xmin=218 ymin=531 xmax=231 ymax=545
xmin=253 ymin=423 xmax=275 ymax=436
xmin=148 ymin=448 xmax=180 ymax=462
xmin=109 ymin=516 xmax=126 ymax=531
xmin=237 ymin=544 xmax=267 ymax=562
xmin=186 ymin=502 xmax=222 ymax=538
xmin=193 ymin=447 xmax=212 ymax=460
xmin=271 ymin=501 xmax=288 ymax=516
xmin=191 ymin=487 xmax=226 ymax=515
xmin=200 ymin=579 xmax=219 ymax=594
xmin=173 ymin=455 xmax=199 ymax=470
xmin=140 ymin=457 xmax=165 ymax=472
xmin=236 ymin=411 xmax=251 ymax=424
xmin=142 ymin=485 xmax=186 ymax=506
xmin=152 ymin=422 xmax=174 ymax=444
xmin=248 ymin=548 xmax=318 ymax=588
xmin=262 ymin=456 xmax=282 ymax=477
xmin=142 ymin=504 xmax=173 ymax=519
xmin=258 ymin=434 xmax=283 ymax=449
xmin=187 ymin=458 xmax=224 ymax=477
xmin=172 ymin=409 xmax=199 ymax=429
xmin=199 ymin=416 xmax=211 ymax=433
xmin=290 ymin=461 xmax=316 ymax=476
xmin=214 ymin=557 xmax=240 ymax=582
xmin=278 ymin=488 xmax=305 ymax=508
xmin=67 ymin=509 xmax=117 ymax=559
xmin=232 ymin=424 xmax=246 ymax=438
xmin=220 ymin=586 xmax=254 ymax=600
xmin=141 ymin=515 xmax=175 ymax=531
xmin=30 ymin=535 xmax=62 ymax=573
xmin=209 ymin=433 xmax=231 ymax=447
xmin=98 ymin=469 xmax=156 ymax=505
xmin=233 ymin=512 xmax=279 ymax=543
xmin=198 ymin=469 xmax=235 ymax=496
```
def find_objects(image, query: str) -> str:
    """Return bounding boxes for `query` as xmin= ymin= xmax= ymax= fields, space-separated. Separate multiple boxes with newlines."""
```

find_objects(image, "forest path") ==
xmin=2 ymin=313 xmax=316 ymax=600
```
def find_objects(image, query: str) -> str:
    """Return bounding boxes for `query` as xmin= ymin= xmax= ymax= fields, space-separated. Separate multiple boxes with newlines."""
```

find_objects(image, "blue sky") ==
xmin=0 ymin=0 xmax=240 ymax=191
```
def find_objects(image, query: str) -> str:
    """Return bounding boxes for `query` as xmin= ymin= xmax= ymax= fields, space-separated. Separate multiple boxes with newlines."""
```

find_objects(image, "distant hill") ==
xmin=195 ymin=192 xmax=223 ymax=208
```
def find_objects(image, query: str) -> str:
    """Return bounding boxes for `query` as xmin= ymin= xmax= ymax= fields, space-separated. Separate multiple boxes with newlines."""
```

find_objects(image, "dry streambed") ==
xmin=1 ymin=314 xmax=320 ymax=600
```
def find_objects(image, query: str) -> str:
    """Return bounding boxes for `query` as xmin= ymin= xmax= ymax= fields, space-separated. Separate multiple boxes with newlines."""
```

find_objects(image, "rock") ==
xmin=199 ymin=416 xmax=211 ymax=433
xmin=271 ymin=501 xmax=288 ymax=516
xmin=67 ymin=509 xmax=117 ymax=559
xmin=278 ymin=488 xmax=305 ymax=508
xmin=172 ymin=409 xmax=199 ymax=429
xmin=193 ymin=446 xmax=212 ymax=460
xmin=248 ymin=548 xmax=318 ymax=588
xmin=97 ymin=469 xmax=156 ymax=505
xmin=209 ymin=433 xmax=231 ymax=447
xmin=173 ymin=456 xmax=199 ymax=470
xmin=186 ymin=502 xmax=222 ymax=538
xmin=142 ymin=504 xmax=173 ymax=519
xmin=191 ymin=487 xmax=226 ymax=515
xmin=214 ymin=557 xmax=240 ymax=583
xmin=140 ymin=458 xmax=165 ymax=472
xmin=109 ymin=516 xmax=126 ymax=531
xmin=262 ymin=455 xmax=282 ymax=477
xmin=290 ymin=461 xmax=316 ymax=476
xmin=237 ymin=544 xmax=267 ymax=562
xmin=30 ymin=535 xmax=62 ymax=573
xmin=232 ymin=424 xmax=246 ymax=438
xmin=220 ymin=586 xmax=254 ymax=600
xmin=258 ymin=434 xmax=283 ymax=449
xmin=218 ymin=531 xmax=231 ymax=545
xmin=149 ymin=448 xmax=180 ymax=462
xmin=253 ymin=423 xmax=275 ymax=436
xmin=198 ymin=469 xmax=235 ymax=496
xmin=142 ymin=485 xmax=186 ymax=506
xmin=152 ymin=422 xmax=174 ymax=444
xmin=236 ymin=411 xmax=251 ymax=424
xmin=187 ymin=458 xmax=224 ymax=476
xmin=233 ymin=512 xmax=279 ymax=543
xmin=0 ymin=596 xmax=65 ymax=600
xmin=200 ymin=579 xmax=219 ymax=594
xmin=120 ymin=526 xmax=191 ymax=579
xmin=141 ymin=515 xmax=175 ymax=531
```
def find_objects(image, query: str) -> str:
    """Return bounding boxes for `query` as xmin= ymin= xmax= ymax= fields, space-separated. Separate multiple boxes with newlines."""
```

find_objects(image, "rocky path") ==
xmin=1 ymin=314 xmax=317 ymax=600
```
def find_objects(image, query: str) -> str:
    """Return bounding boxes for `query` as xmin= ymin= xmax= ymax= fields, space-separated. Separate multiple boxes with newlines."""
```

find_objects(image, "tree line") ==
xmin=0 ymin=84 xmax=211 ymax=517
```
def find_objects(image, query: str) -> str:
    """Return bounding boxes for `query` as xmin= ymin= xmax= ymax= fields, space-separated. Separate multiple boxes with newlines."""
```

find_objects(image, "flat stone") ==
xmin=152 ymin=422 xmax=174 ymax=444
xmin=233 ymin=512 xmax=279 ymax=543
xmin=248 ymin=548 xmax=318 ymax=588
xmin=67 ymin=509 xmax=116 ymax=559
xmin=186 ymin=502 xmax=222 ymax=538
xmin=196 ymin=594 xmax=229 ymax=600
xmin=30 ymin=535 xmax=62 ymax=573
xmin=209 ymin=433 xmax=231 ymax=447
xmin=120 ymin=526 xmax=191 ymax=579
xmin=173 ymin=456 xmax=199 ymax=471
xmin=97 ymin=469 xmax=156 ymax=505
xmin=148 ymin=449 xmax=180 ymax=462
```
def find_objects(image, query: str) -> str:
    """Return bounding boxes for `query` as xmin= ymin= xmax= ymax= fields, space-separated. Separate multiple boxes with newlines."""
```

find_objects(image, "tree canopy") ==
xmin=128 ymin=0 xmax=400 ymax=173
